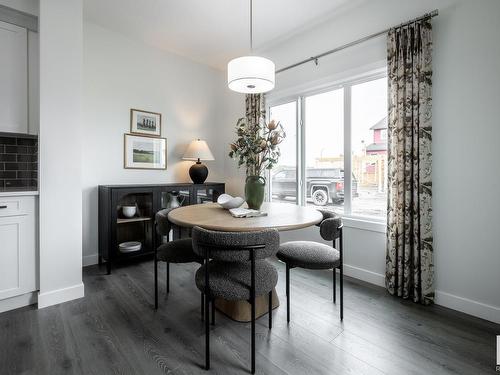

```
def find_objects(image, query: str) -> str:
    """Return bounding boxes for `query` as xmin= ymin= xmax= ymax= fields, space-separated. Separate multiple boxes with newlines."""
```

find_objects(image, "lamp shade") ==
xmin=227 ymin=56 xmax=275 ymax=94
xmin=182 ymin=139 xmax=215 ymax=161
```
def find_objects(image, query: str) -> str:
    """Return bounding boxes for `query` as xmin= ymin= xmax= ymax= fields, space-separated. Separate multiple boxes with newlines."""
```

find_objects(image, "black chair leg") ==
xmin=251 ymin=295 xmax=255 ymax=374
xmin=333 ymin=267 xmax=336 ymax=303
xmin=340 ymin=263 xmax=343 ymax=321
xmin=154 ymin=257 xmax=158 ymax=310
xmin=268 ymin=291 xmax=272 ymax=329
xmin=166 ymin=262 xmax=170 ymax=294
xmin=201 ymin=293 xmax=204 ymax=321
xmin=205 ymin=279 xmax=210 ymax=369
xmin=205 ymin=292 xmax=210 ymax=370
xmin=211 ymin=299 xmax=215 ymax=325
xmin=286 ymin=263 xmax=290 ymax=323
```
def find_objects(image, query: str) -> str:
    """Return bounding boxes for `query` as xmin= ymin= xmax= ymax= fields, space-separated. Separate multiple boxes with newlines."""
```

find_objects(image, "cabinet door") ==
xmin=0 ymin=21 xmax=28 ymax=134
xmin=0 ymin=215 xmax=36 ymax=300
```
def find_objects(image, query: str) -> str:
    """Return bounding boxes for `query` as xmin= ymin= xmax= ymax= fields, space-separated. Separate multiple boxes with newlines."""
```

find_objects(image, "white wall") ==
xmin=223 ymin=0 xmax=500 ymax=323
xmin=38 ymin=0 xmax=84 ymax=307
xmin=82 ymin=22 xmax=228 ymax=265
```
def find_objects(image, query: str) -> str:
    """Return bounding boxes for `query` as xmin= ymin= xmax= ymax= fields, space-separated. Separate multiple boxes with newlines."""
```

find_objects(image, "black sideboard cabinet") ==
xmin=98 ymin=182 xmax=225 ymax=274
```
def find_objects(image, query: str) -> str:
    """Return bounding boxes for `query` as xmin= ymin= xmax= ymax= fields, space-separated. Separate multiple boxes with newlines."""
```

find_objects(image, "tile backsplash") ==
xmin=0 ymin=133 xmax=38 ymax=189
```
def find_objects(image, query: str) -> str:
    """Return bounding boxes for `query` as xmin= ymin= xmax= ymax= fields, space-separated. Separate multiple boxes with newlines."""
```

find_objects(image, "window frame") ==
xmin=266 ymin=68 xmax=387 ymax=227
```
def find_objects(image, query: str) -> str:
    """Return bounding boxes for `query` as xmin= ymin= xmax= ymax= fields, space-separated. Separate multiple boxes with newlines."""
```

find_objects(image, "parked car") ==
xmin=271 ymin=167 xmax=358 ymax=206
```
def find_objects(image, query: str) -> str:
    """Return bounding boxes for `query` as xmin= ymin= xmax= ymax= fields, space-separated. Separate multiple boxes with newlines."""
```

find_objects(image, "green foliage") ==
xmin=228 ymin=117 xmax=286 ymax=177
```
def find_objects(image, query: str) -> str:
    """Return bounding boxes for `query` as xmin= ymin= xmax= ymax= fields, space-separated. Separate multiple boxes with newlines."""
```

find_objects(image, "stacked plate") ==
xmin=119 ymin=241 xmax=142 ymax=253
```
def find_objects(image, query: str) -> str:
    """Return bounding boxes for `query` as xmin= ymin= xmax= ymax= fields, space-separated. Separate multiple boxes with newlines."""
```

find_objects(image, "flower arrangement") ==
xmin=228 ymin=117 xmax=286 ymax=177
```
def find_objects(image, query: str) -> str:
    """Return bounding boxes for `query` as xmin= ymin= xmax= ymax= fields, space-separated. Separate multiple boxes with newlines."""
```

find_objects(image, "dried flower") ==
xmin=267 ymin=120 xmax=277 ymax=130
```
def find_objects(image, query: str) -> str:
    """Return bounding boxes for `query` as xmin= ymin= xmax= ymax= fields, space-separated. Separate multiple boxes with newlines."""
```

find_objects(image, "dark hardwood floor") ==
xmin=0 ymin=259 xmax=498 ymax=374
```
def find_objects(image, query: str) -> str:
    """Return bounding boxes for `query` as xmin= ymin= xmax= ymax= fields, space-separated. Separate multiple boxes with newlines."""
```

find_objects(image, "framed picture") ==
xmin=124 ymin=134 xmax=167 ymax=170
xmin=130 ymin=108 xmax=162 ymax=137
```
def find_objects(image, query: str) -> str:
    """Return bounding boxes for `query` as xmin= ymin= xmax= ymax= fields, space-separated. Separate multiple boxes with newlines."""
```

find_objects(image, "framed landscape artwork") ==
xmin=124 ymin=134 xmax=167 ymax=169
xmin=130 ymin=108 xmax=162 ymax=137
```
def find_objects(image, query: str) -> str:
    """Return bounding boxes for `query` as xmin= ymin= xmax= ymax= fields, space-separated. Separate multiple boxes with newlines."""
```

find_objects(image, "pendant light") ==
xmin=227 ymin=0 xmax=275 ymax=94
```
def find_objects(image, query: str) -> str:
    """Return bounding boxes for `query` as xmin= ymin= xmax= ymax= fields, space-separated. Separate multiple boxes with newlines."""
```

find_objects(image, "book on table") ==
xmin=229 ymin=207 xmax=268 ymax=218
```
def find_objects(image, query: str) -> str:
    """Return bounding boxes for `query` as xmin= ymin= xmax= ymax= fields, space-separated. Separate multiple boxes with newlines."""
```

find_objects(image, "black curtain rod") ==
xmin=276 ymin=9 xmax=438 ymax=74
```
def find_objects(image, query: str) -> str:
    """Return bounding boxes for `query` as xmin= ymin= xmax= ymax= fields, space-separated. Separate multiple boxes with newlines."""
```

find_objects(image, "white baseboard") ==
xmin=38 ymin=283 xmax=85 ymax=309
xmin=343 ymin=263 xmax=386 ymax=287
xmin=0 ymin=292 xmax=37 ymax=313
xmin=340 ymin=263 xmax=500 ymax=324
xmin=83 ymin=253 xmax=98 ymax=267
xmin=435 ymin=290 xmax=500 ymax=324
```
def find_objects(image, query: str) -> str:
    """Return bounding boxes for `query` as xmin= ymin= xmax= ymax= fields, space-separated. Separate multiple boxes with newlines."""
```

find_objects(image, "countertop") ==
xmin=0 ymin=188 xmax=39 ymax=197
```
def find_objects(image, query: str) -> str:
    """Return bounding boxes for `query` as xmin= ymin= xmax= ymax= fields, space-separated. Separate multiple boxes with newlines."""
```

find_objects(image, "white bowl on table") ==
xmin=217 ymin=194 xmax=245 ymax=210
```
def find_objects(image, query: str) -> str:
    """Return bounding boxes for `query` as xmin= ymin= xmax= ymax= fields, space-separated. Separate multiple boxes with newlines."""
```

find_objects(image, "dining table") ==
xmin=168 ymin=202 xmax=323 ymax=322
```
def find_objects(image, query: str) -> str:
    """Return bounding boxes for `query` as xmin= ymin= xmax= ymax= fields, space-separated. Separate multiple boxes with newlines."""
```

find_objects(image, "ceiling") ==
xmin=83 ymin=0 xmax=360 ymax=70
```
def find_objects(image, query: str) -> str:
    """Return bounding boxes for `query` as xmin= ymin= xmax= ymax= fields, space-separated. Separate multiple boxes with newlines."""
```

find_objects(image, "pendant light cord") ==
xmin=249 ymin=0 xmax=253 ymax=52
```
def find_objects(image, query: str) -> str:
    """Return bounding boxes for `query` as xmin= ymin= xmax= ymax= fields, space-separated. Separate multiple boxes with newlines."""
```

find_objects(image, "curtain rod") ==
xmin=276 ymin=9 xmax=438 ymax=74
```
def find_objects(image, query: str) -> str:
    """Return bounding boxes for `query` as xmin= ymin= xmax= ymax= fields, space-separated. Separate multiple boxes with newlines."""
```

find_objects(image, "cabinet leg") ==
xmin=106 ymin=260 xmax=111 ymax=275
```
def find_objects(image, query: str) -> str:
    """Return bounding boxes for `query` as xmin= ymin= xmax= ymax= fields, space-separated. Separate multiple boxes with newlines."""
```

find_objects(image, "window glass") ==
xmin=269 ymin=101 xmax=297 ymax=203
xmin=351 ymin=77 xmax=388 ymax=218
xmin=304 ymin=88 xmax=344 ymax=213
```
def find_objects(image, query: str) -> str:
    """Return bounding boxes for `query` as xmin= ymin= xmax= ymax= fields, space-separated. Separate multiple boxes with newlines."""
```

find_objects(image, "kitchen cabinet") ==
xmin=0 ymin=195 xmax=37 ymax=304
xmin=0 ymin=20 xmax=28 ymax=134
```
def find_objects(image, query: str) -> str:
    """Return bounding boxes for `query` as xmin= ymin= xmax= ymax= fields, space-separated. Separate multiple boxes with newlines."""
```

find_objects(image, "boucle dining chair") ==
xmin=192 ymin=226 xmax=279 ymax=374
xmin=277 ymin=210 xmax=344 ymax=321
xmin=154 ymin=208 xmax=205 ymax=314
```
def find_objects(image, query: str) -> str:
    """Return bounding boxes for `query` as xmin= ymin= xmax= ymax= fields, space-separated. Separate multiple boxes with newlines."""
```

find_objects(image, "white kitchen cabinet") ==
xmin=0 ymin=195 xmax=37 ymax=303
xmin=0 ymin=20 xmax=28 ymax=134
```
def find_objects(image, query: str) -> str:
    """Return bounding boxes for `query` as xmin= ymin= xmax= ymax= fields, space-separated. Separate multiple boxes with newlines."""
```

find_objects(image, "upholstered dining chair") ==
xmin=192 ymin=226 xmax=280 ymax=374
xmin=154 ymin=208 xmax=204 ymax=312
xmin=277 ymin=210 xmax=344 ymax=321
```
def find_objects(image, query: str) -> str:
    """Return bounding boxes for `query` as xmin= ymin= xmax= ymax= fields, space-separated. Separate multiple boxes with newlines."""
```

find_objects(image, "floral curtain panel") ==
xmin=386 ymin=20 xmax=434 ymax=305
xmin=245 ymin=94 xmax=265 ymax=128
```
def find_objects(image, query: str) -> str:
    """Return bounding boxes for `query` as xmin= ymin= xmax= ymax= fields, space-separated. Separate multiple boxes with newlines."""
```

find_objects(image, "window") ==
xmin=351 ymin=78 xmax=388 ymax=218
xmin=267 ymin=72 xmax=388 ymax=221
xmin=269 ymin=101 xmax=297 ymax=204
xmin=305 ymin=88 xmax=344 ymax=213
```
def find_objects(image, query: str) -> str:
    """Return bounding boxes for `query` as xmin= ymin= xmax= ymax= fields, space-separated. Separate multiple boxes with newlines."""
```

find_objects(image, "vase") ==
xmin=245 ymin=175 xmax=266 ymax=210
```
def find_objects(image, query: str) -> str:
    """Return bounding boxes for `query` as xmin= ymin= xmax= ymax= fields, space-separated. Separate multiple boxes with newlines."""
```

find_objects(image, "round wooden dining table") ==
xmin=168 ymin=202 xmax=323 ymax=322
xmin=168 ymin=202 xmax=322 ymax=232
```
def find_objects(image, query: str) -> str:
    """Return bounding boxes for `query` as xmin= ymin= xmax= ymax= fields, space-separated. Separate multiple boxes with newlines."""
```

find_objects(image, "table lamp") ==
xmin=182 ymin=139 xmax=215 ymax=184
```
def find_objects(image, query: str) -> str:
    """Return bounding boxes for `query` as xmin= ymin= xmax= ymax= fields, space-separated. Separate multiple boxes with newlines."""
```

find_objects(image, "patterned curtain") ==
xmin=386 ymin=20 xmax=434 ymax=305
xmin=245 ymin=94 xmax=265 ymax=128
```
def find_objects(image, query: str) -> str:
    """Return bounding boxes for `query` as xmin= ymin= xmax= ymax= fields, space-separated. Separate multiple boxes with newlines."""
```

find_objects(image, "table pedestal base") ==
xmin=214 ymin=288 xmax=280 ymax=322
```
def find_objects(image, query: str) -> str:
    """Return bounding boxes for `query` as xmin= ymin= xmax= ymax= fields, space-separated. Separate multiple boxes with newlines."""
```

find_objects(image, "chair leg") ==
xmin=211 ymin=299 xmax=215 ymax=326
xmin=205 ymin=275 xmax=210 ymax=369
xmin=250 ymin=249 xmax=256 ymax=374
xmin=268 ymin=291 xmax=272 ymax=329
xmin=333 ymin=267 xmax=336 ymax=303
xmin=154 ymin=257 xmax=158 ymax=310
xmin=201 ymin=293 xmax=204 ymax=321
xmin=286 ymin=263 xmax=290 ymax=323
xmin=251 ymin=285 xmax=255 ymax=372
xmin=166 ymin=262 xmax=170 ymax=294
xmin=340 ymin=263 xmax=343 ymax=321
xmin=205 ymin=291 xmax=210 ymax=370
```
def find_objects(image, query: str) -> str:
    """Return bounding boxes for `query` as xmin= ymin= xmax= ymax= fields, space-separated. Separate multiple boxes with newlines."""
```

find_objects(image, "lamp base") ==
xmin=189 ymin=161 xmax=208 ymax=184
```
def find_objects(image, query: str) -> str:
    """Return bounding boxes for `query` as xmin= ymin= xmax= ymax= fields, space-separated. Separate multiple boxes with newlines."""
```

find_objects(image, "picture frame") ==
xmin=130 ymin=108 xmax=162 ymax=137
xmin=124 ymin=134 xmax=167 ymax=170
